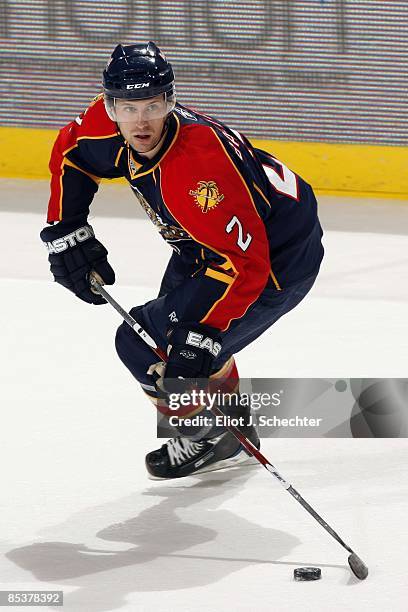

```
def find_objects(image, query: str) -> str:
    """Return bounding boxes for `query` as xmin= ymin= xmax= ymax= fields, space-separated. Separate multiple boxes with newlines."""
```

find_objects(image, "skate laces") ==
xmin=167 ymin=437 xmax=206 ymax=467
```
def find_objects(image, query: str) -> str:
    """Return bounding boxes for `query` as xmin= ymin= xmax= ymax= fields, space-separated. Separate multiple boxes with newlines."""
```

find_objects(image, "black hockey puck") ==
xmin=294 ymin=567 xmax=321 ymax=581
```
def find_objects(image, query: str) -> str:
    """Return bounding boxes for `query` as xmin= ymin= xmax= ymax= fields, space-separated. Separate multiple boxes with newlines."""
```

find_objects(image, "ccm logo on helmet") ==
xmin=45 ymin=226 xmax=94 ymax=254
xmin=186 ymin=331 xmax=221 ymax=357
xmin=126 ymin=83 xmax=150 ymax=89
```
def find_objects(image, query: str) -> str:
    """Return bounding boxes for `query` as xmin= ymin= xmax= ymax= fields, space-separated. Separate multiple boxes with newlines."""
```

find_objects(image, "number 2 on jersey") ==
xmin=226 ymin=215 xmax=253 ymax=252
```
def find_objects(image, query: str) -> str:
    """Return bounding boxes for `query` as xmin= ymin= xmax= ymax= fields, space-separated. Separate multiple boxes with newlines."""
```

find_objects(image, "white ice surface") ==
xmin=1 ymin=189 xmax=408 ymax=611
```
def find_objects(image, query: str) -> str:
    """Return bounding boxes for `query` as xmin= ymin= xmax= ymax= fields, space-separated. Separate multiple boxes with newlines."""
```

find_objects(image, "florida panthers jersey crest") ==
xmin=189 ymin=181 xmax=225 ymax=213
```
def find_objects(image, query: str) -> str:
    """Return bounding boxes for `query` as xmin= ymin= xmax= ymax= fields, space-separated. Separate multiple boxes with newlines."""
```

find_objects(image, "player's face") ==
xmin=115 ymin=96 xmax=167 ymax=154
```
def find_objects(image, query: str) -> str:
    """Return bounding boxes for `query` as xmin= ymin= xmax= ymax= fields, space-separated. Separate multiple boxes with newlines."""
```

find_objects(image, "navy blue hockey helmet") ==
xmin=103 ymin=42 xmax=176 ymax=121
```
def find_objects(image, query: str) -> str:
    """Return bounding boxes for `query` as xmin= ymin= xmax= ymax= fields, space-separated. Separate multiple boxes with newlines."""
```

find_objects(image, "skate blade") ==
xmin=194 ymin=451 xmax=258 ymax=476
xmin=147 ymin=450 xmax=258 ymax=481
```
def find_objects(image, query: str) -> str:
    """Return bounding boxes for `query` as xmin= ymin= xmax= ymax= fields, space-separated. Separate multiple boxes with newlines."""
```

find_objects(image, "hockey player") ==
xmin=40 ymin=42 xmax=324 ymax=479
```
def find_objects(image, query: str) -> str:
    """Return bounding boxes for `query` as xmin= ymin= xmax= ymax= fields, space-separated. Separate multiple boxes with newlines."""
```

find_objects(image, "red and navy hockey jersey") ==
xmin=46 ymin=95 xmax=323 ymax=331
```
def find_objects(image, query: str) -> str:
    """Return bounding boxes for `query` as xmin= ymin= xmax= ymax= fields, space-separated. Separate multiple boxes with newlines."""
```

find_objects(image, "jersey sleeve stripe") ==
xmin=253 ymin=182 xmax=271 ymax=207
xmin=64 ymin=159 xmax=102 ymax=184
xmin=114 ymin=146 xmax=125 ymax=167
xmin=204 ymin=268 xmax=235 ymax=285
xmin=200 ymin=281 xmax=235 ymax=327
xmin=77 ymin=133 xmax=119 ymax=141
xmin=270 ymin=269 xmax=282 ymax=290
xmin=62 ymin=142 xmax=79 ymax=157
xmin=209 ymin=128 xmax=263 ymax=220
xmin=57 ymin=164 xmax=64 ymax=221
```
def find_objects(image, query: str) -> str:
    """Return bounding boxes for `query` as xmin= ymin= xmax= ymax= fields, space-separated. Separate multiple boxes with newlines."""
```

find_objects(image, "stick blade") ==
xmin=348 ymin=553 xmax=368 ymax=580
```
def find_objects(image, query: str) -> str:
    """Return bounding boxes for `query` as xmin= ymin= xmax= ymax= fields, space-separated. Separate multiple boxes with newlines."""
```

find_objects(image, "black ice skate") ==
xmin=145 ymin=426 xmax=260 ymax=480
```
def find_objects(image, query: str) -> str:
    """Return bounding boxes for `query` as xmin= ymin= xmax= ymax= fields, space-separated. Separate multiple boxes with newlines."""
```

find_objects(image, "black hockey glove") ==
xmin=163 ymin=323 xmax=222 ymax=392
xmin=40 ymin=221 xmax=115 ymax=305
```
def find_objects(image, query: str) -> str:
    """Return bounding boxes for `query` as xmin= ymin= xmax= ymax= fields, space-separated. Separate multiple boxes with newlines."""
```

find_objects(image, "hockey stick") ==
xmin=90 ymin=276 xmax=368 ymax=580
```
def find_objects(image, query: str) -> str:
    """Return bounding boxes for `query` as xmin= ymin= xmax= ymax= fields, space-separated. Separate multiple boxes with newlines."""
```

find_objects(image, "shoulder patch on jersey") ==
xmin=173 ymin=105 xmax=198 ymax=121
xmin=189 ymin=180 xmax=224 ymax=213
